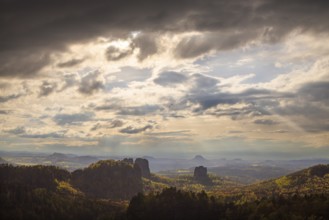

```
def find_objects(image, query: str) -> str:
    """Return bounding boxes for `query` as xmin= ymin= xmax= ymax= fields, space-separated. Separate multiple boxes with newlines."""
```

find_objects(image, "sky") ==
xmin=0 ymin=0 xmax=329 ymax=159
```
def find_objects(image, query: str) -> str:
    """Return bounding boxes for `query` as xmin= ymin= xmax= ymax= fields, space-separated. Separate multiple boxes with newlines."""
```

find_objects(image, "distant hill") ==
xmin=192 ymin=155 xmax=207 ymax=161
xmin=208 ymin=165 xmax=291 ymax=184
xmin=213 ymin=164 xmax=329 ymax=200
xmin=255 ymin=164 xmax=329 ymax=195
xmin=46 ymin=152 xmax=69 ymax=162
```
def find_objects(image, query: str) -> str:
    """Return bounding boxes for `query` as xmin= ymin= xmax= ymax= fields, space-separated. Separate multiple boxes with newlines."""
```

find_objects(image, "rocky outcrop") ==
xmin=193 ymin=166 xmax=211 ymax=185
xmin=122 ymin=158 xmax=134 ymax=164
xmin=135 ymin=158 xmax=151 ymax=178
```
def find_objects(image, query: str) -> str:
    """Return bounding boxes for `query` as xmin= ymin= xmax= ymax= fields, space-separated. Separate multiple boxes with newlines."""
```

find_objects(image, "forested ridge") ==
xmin=1 ymin=162 xmax=329 ymax=219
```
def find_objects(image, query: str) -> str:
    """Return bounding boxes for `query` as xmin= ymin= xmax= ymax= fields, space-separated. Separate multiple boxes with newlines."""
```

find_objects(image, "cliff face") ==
xmin=135 ymin=158 xmax=151 ymax=178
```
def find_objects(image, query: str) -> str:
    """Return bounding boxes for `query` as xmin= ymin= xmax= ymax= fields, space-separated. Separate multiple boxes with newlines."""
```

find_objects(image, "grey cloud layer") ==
xmin=120 ymin=125 xmax=153 ymax=134
xmin=53 ymin=112 xmax=94 ymax=125
xmin=1 ymin=0 xmax=329 ymax=77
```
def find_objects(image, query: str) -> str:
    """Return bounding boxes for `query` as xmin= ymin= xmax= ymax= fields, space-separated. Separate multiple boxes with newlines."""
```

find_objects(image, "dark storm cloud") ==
xmin=153 ymin=71 xmax=188 ymax=86
xmin=78 ymin=70 xmax=104 ymax=95
xmin=120 ymin=125 xmax=153 ymax=134
xmin=57 ymin=58 xmax=85 ymax=68
xmin=39 ymin=81 xmax=57 ymax=97
xmin=0 ymin=51 xmax=51 ymax=78
xmin=53 ymin=112 xmax=94 ymax=125
xmin=2 ymin=0 xmax=329 ymax=77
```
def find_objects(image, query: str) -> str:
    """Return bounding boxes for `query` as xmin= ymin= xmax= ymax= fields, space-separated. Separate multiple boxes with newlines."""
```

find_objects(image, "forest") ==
xmin=1 ymin=160 xmax=329 ymax=219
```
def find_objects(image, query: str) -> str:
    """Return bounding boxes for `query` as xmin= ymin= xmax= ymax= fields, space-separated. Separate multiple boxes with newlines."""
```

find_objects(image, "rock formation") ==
xmin=122 ymin=158 xmax=134 ymax=164
xmin=134 ymin=158 xmax=151 ymax=178
xmin=194 ymin=166 xmax=211 ymax=184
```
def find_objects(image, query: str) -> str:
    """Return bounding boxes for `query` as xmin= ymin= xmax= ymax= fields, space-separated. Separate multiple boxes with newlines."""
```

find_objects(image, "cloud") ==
xmin=78 ymin=70 xmax=104 ymax=95
xmin=2 ymin=0 xmax=329 ymax=77
xmin=104 ymin=67 xmax=152 ymax=90
xmin=58 ymin=73 xmax=79 ymax=91
xmin=117 ymin=105 xmax=160 ymax=116
xmin=53 ymin=112 xmax=94 ymax=125
xmin=298 ymin=81 xmax=329 ymax=103
xmin=120 ymin=125 xmax=153 ymax=134
xmin=0 ymin=110 xmax=10 ymax=114
xmin=133 ymin=33 xmax=158 ymax=60
xmin=90 ymin=119 xmax=124 ymax=131
xmin=110 ymin=119 xmax=124 ymax=128
xmin=94 ymin=100 xmax=160 ymax=116
xmin=154 ymin=71 xmax=188 ymax=86
xmin=39 ymin=81 xmax=57 ymax=97
xmin=21 ymin=132 xmax=64 ymax=139
xmin=190 ymin=73 xmax=219 ymax=92
xmin=0 ymin=94 xmax=22 ymax=103
xmin=105 ymin=45 xmax=134 ymax=61
xmin=254 ymin=119 xmax=278 ymax=125
xmin=0 ymin=51 xmax=51 ymax=78
xmin=175 ymin=31 xmax=257 ymax=58
xmin=4 ymin=126 xmax=26 ymax=135
xmin=57 ymin=58 xmax=85 ymax=68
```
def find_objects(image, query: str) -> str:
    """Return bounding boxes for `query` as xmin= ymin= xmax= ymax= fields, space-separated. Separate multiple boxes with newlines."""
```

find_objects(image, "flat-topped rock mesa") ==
xmin=194 ymin=166 xmax=207 ymax=179
xmin=194 ymin=166 xmax=212 ymax=185
xmin=134 ymin=158 xmax=151 ymax=178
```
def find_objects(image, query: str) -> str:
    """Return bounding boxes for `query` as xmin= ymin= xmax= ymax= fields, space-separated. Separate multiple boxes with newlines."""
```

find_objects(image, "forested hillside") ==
xmin=1 ymin=162 xmax=329 ymax=219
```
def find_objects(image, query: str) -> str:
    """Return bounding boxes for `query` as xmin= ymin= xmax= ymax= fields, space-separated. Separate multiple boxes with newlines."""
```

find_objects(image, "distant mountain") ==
xmin=192 ymin=155 xmax=207 ymax=162
xmin=46 ymin=152 xmax=69 ymax=162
